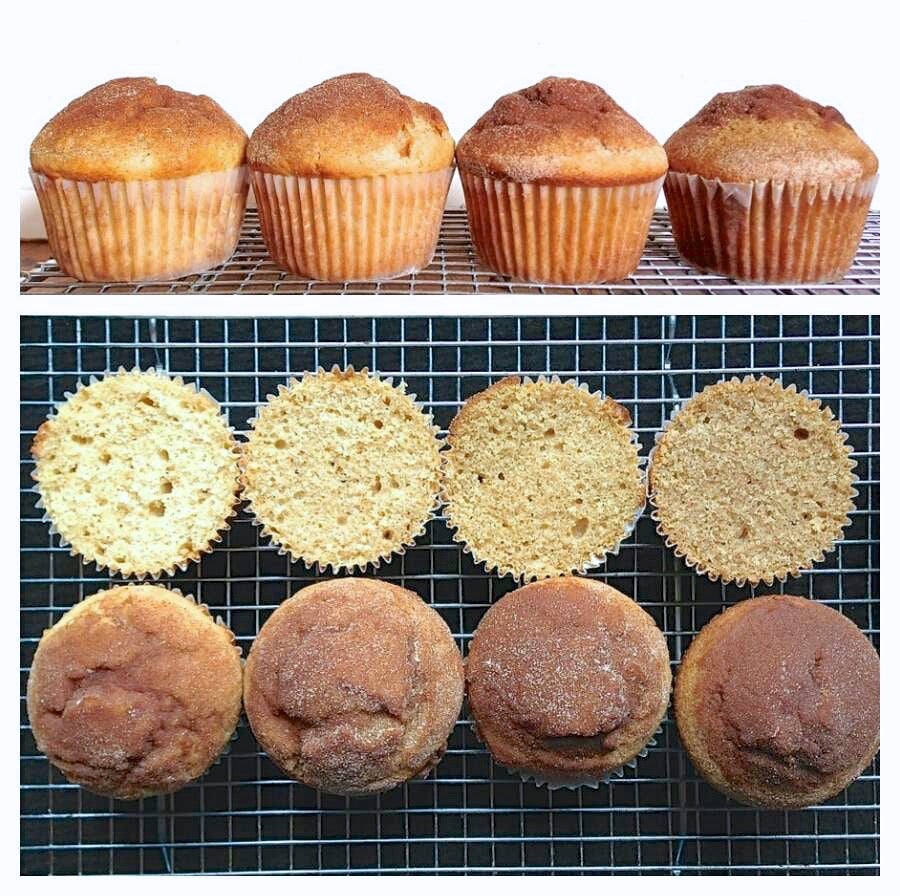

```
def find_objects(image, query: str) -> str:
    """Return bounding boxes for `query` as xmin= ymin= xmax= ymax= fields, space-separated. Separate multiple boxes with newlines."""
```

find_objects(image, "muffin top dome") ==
xmin=675 ymin=595 xmax=880 ymax=808
xmin=665 ymin=84 xmax=878 ymax=183
xmin=455 ymin=77 xmax=667 ymax=185
xmin=244 ymin=579 xmax=464 ymax=795
xmin=30 ymin=77 xmax=248 ymax=181
xmin=247 ymin=73 xmax=454 ymax=178
xmin=466 ymin=578 xmax=671 ymax=783
xmin=26 ymin=585 xmax=243 ymax=800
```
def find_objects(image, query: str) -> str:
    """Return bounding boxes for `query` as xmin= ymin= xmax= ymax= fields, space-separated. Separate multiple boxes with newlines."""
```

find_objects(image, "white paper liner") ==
xmin=30 ymin=167 xmax=249 ymax=282
xmin=664 ymin=171 xmax=877 ymax=283
xmin=647 ymin=375 xmax=858 ymax=588
xmin=31 ymin=367 xmax=242 ymax=580
xmin=460 ymin=172 xmax=663 ymax=284
xmin=251 ymin=167 xmax=453 ymax=281
xmin=240 ymin=365 xmax=444 ymax=574
xmin=443 ymin=375 xmax=647 ymax=582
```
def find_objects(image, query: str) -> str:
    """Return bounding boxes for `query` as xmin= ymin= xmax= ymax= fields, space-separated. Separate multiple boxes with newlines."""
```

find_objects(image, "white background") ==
xmin=17 ymin=0 xmax=890 ymax=235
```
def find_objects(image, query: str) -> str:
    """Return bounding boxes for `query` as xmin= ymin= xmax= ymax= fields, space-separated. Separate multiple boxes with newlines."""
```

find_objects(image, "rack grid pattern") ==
xmin=20 ymin=315 xmax=879 ymax=875
xmin=19 ymin=210 xmax=881 ymax=295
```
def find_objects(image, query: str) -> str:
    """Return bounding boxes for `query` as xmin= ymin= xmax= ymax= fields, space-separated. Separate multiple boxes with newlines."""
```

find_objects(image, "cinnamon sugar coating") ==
xmin=456 ymin=77 xmax=667 ymax=186
xmin=244 ymin=579 xmax=464 ymax=796
xmin=30 ymin=77 xmax=247 ymax=181
xmin=248 ymin=73 xmax=454 ymax=178
xmin=665 ymin=85 xmax=878 ymax=182
xmin=675 ymin=595 xmax=880 ymax=808
xmin=26 ymin=586 xmax=243 ymax=800
xmin=466 ymin=578 xmax=671 ymax=783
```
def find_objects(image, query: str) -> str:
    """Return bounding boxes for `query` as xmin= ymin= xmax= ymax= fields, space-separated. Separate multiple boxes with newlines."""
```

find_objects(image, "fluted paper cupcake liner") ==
xmin=30 ymin=167 xmax=248 ymax=282
xmin=664 ymin=171 xmax=877 ymax=284
xmin=443 ymin=375 xmax=647 ymax=582
xmin=647 ymin=375 xmax=858 ymax=588
xmin=32 ymin=367 xmax=242 ymax=580
xmin=240 ymin=365 xmax=444 ymax=575
xmin=251 ymin=167 xmax=453 ymax=281
xmin=459 ymin=171 xmax=663 ymax=284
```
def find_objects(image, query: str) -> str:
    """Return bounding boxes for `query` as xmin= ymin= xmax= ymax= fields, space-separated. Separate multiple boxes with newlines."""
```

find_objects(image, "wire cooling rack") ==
xmin=20 ymin=315 xmax=879 ymax=875
xmin=19 ymin=210 xmax=881 ymax=295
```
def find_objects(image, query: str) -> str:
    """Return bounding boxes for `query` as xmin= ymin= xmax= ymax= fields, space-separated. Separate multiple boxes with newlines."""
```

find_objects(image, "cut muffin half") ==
xmin=648 ymin=376 xmax=856 ymax=586
xmin=31 ymin=368 xmax=240 ymax=578
xmin=442 ymin=376 xmax=645 ymax=580
xmin=240 ymin=366 xmax=442 ymax=572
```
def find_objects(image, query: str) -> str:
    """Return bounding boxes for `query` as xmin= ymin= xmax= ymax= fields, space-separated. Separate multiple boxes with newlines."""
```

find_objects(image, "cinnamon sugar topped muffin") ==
xmin=466 ymin=578 xmax=671 ymax=786
xmin=663 ymin=84 xmax=878 ymax=283
xmin=27 ymin=585 xmax=243 ymax=800
xmin=244 ymin=579 xmax=464 ymax=796
xmin=456 ymin=77 xmax=666 ymax=284
xmin=676 ymin=595 xmax=879 ymax=808
xmin=248 ymin=73 xmax=454 ymax=281
xmin=30 ymin=77 xmax=249 ymax=282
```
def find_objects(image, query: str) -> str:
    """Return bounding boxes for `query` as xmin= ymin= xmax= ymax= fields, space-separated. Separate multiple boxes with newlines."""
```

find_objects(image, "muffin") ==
xmin=676 ymin=595 xmax=879 ymax=809
xmin=241 ymin=366 xmax=442 ymax=572
xmin=664 ymin=85 xmax=878 ymax=283
xmin=455 ymin=77 xmax=667 ymax=284
xmin=244 ymin=579 xmax=464 ymax=796
xmin=466 ymin=578 xmax=671 ymax=786
xmin=648 ymin=376 xmax=856 ymax=586
xmin=31 ymin=368 xmax=241 ymax=578
xmin=26 ymin=585 xmax=243 ymax=800
xmin=30 ymin=77 xmax=249 ymax=282
xmin=248 ymin=73 xmax=454 ymax=281
xmin=442 ymin=376 xmax=645 ymax=580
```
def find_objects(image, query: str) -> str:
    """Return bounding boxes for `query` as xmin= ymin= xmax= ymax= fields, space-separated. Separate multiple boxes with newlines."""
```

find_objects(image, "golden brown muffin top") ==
xmin=466 ymin=578 xmax=671 ymax=783
xmin=455 ymin=77 xmax=667 ymax=186
xmin=675 ymin=595 xmax=879 ymax=809
xmin=26 ymin=586 xmax=243 ymax=800
xmin=247 ymin=73 xmax=455 ymax=178
xmin=30 ymin=77 xmax=248 ymax=182
xmin=665 ymin=84 xmax=878 ymax=183
xmin=244 ymin=579 xmax=464 ymax=796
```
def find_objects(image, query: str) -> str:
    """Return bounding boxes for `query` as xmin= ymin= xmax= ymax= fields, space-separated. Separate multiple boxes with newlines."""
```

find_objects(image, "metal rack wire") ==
xmin=20 ymin=315 xmax=879 ymax=875
xmin=19 ymin=210 xmax=880 ymax=295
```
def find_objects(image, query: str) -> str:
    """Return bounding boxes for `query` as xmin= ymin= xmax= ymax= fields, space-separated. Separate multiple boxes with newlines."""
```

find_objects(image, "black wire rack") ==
xmin=19 ymin=210 xmax=880 ymax=296
xmin=20 ymin=315 xmax=879 ymax=875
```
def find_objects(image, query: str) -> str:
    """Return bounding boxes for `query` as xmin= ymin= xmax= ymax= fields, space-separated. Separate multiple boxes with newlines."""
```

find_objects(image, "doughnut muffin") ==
xmin=244 ymin=579 xmax=464 ymax=796
xmin=248 ymin=73 xmax=454 ymax=281
xmin=31 ymin=368 xmax=241 ymax=578
xmin=664 ymin=85 xmax=878 ymax=283
xmin=675 ymin=595 xmax=880 ymax=808
xmin=240 ymin=366 xmax=441 ymax=572
xmin=648 ymin=376 xmax=856 ymax=586
xmin=466 ymin=578 xmax=671 ymax=785
xmin=442 ymin=376 xmax=645 ymax=580
xmin=456 ymin=77 xmax=667 ymax=283
xmin=30 ymin=77 xmax=248 ymax=281
xmin=26 ymin=585 xmax=243 ymax=800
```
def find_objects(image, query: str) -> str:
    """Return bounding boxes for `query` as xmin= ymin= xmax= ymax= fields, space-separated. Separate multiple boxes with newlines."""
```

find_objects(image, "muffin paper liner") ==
xmin=240 ymin=365 xmax=444 ymax=575
xmin=30 ymin=167 xmax=248 ymax=283
xmin=647 ymin=375 xmax=858 ymax=588
xmin=32 ymin=367 xmax=242 ymax=580
xmin=251 ymin=167 xmax=453 ymax=281
xmin=663 ymin=171 xmax=877 ymax=284
xmin=443 ymin=375 xmax=647 ymax=583
xmin=459 ymin=171 xmax=663 ymax=284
